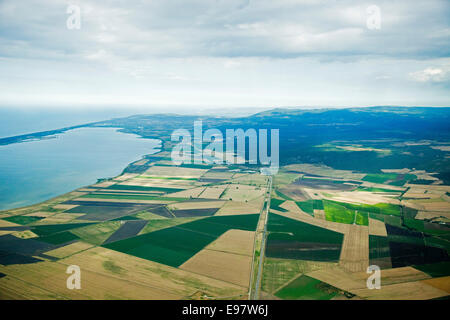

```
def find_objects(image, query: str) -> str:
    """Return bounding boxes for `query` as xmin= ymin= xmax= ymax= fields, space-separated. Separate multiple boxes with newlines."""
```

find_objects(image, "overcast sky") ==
xmin=0 ymin=0 xmax=449 ymax=110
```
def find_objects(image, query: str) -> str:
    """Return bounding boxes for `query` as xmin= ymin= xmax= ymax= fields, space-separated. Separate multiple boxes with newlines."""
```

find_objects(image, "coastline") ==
xmin=0 ymin=127 xmax=161 ymax=212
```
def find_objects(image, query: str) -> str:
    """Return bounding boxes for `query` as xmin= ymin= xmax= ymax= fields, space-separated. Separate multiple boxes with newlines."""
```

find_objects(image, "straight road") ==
xmin=250 ymin=175 xmax=272 ymax=300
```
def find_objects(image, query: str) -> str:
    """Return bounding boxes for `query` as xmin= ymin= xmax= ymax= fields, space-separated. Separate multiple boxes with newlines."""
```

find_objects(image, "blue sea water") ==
xmin=0 ymin=127 xmax=161 ymax=210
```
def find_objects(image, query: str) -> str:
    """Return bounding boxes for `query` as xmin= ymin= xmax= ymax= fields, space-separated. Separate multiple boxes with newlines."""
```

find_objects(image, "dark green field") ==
xmin=269 ymin=198 xmax=288 ymax=212
xmin=294 ymin=200 xmax=323 ymax=215
xmin=362 ymin=173 xmax=398 ymax=184
xmin=2 ymin=216 xmax=44 ymax=225
xmin=266 ymin=213 xmax=344 ymax=262
xmin=103 ymin=214 xmax=259 ymax=267
xmin=81 ymin=193 xmax=188 ymax=202
xmin=275 ymin=275 xmax=341 ymax=300
xmin=31 ymin=223 xmax=94 ymax=236
xmin=39 ymin=231 xmax=80 ymax=245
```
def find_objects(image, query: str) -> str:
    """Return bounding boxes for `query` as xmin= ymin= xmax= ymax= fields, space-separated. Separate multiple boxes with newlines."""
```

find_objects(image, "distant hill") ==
xmin=1 ymin=106 xmax=449 ymax=180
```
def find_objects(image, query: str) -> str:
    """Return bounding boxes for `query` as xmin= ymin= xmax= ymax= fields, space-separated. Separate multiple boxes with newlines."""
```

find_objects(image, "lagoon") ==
xmin=0 ymin=127 xmax=161 ymax=210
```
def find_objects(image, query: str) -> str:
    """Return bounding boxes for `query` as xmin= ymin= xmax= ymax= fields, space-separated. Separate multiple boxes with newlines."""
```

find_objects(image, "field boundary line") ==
xmin=54 ymin=259 xmax=192 ymax=298
xmin=0 ymin=271 xmax=70 ymax=300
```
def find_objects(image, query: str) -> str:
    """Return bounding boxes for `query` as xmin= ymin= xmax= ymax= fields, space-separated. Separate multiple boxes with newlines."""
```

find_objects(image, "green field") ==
xmin=139 ymin=217 xmax=205 ymax=235
xmin=31 ymin=222 xmax=94 ymax=236
xmin=369 ymin=235 xmax=391 ymax=260
xmin=389 ymin=174 xmax=417 ymax=186
xmin=103 ymin=214 xmax=259 ymax=267
xmin=275 ymin=275 xmax=340 ymax=300
xmin=414 ymin=262 xmax=450 ymax=278
xmin=362 ymin=173 xmax=398 ymax=184
xmin=39 ymin=231 xmax=79 ymax=245
xmin=404 ymin=218 xmax=450 ymax=237
xmin=70 ymin=221 xmax=122 ymax=245
xmin=2 ymin=216 xmax=44 ymax=225
xmin=294 ymin=200 xmax=323 ymax=215
xmin=362 ymin=173 xmax=416 ymax=186
xmin=111 ymin=215 xmax=141 ymax=221
xmin=274 ymin=190 xmax=294 ymax=201
xmin=266 ymin=213 xmax=344 ymax=262
xmin=270 ymin=198 xmax=288 ymax=212
xmin=268 ymin=213 xmax=344 ymax=244
xmin=355 ymin=211 xmax=369 ymax=226
xmin=323 ymin=200 xmax=355 ymax=224
xmin=326 ymin=200 xmax=401 ymax=217
xmin=356 ymin=187 xmax=401 ymax=193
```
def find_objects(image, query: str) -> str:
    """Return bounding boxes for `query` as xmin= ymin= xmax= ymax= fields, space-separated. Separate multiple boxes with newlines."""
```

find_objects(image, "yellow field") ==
xmin=313 ymin=209 xmax=326 ymax=220
xmin=221 ymin=184 xmax=265 ymax=201
xmin=36 ymin=213 xmax=85 ymax=224
xmin=231 ymin=173 xmax=268 ymax=186
xmin=381 ymin=168 xmax=411 ymax=174
xmin=279 ymin=200 xmax=303 ymax=214
xmin=417 ymin=201 xmax=450 ymax=212
xmin=422 ymin=276 xmax=450 ymax=293
xmin=206 ymin=229 xmax=255 ymax=256
xmin=11 ymin=230 xmax=38 ymax=239
xmin=307 ymin=267 xmax=365 ymax=292
xmin=45 ymin=241 xmax=94 ymax=259
xmin=168 ymin=200 xmax=225 ymax=210
xmin=201 ymin=171 xmax=234 ymax=180
xmin=60 ymin=247 xmax=245 ymax=298
xmin=143 ymin=166 xmax=208 ymax=178
xmin=307 ymin=265 xmax=447 ymax=300
xmin=353 ymin=281 xmax=448 ymax=300
xmin=214 ymin=200 xmax=262 ymax=216
xmin=283 ymin=164 xmax=365 ymax=180
xmin=353 ymin=266 xmax=430 ymax=286
xmin=339 ymin=225 xmax=369 ymax=273
xmin=322 ymin=191 xmax=400 ymax=206
xmin=113 ymin=173 xmax=139 ymax=181
xmin=0 ymin=276 xmax=64 ymax=300
xmin=52 ymin=204 xmax=79 ymax=210
xmin=122 ymin=178 xmax=195 ymax=189
xmin=0 ymin=220 xmax=20 ymax=227
xmin=198 ymin=186 xmax=228 ymax=199
xmin=180 ymin=249 xmax=252 ymax=288
xmin=368 ymin=218 xmax=387 ymax=236
xmin=92 ymin=181 xmax=117 ymax=188
xmin=415 ymin=210 xmax=450 ymax=220
xmin=0 ymin=260 xmax=180 ymax=299
xmin=403 ymin=187 xmax=443 ymax=199
xmin=164 ymin=187 xmax=205 ymax=198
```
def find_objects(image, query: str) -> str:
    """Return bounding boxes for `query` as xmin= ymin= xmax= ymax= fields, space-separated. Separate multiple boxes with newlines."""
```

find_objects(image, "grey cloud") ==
xmin=0 ymin=0 xmax=449 ymax=61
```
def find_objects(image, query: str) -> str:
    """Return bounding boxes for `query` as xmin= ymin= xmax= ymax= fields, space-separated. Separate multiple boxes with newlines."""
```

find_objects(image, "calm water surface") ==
xmin=0 ymin=127 xmax=161 ymax=210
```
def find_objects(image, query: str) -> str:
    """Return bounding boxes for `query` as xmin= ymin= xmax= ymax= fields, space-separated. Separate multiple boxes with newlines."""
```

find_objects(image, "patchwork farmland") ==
xmin=259 ymin=164 xmax=450 ymax=300
xmin=0 ymin=153 xmax=267 ymax=299
xmin=0 ymin=153 xmax=449 ymax=300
